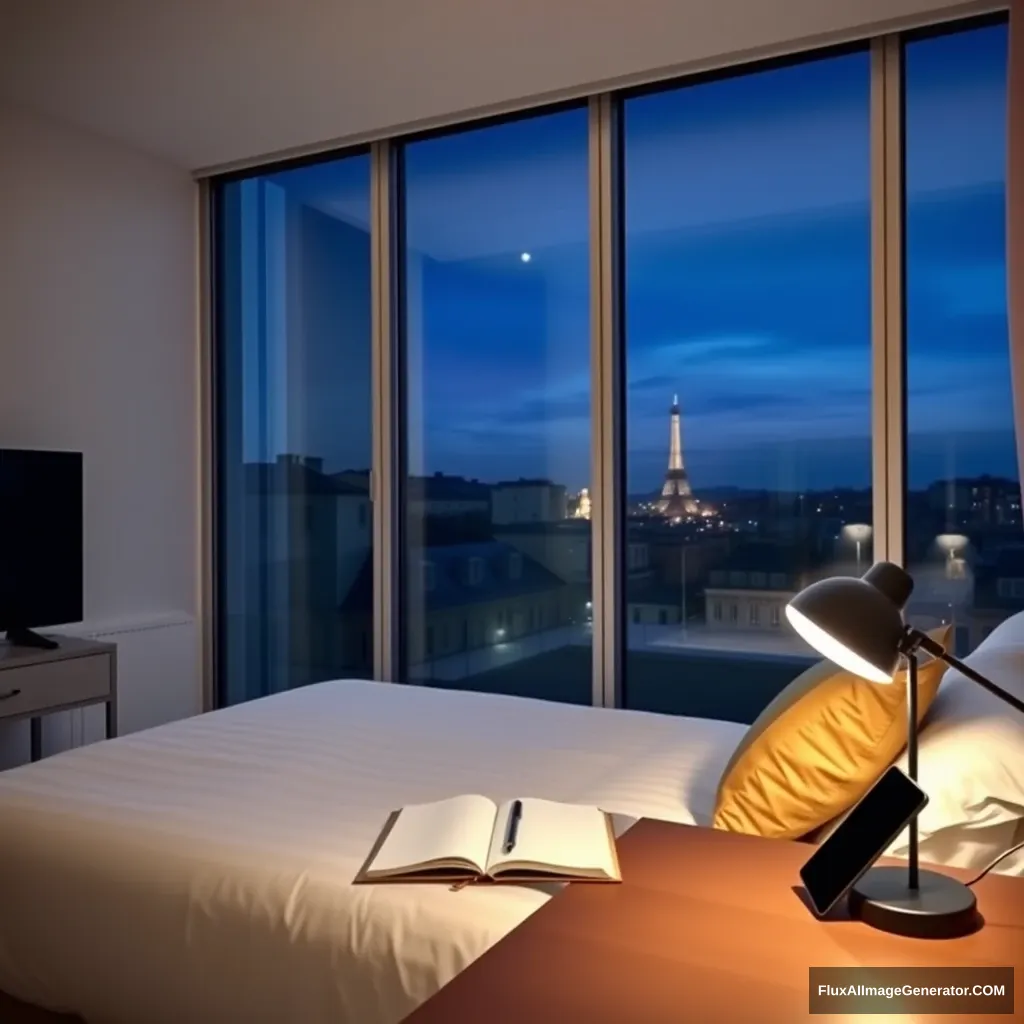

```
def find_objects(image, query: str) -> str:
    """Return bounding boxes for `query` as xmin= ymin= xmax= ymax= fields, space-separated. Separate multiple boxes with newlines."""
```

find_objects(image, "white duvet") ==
xmin=0 ymin=680 xmax=745 ymax=1024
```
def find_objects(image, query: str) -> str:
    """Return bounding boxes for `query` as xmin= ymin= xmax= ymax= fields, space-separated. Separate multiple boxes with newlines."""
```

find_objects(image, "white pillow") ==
xmin=885 ymin=641 xmax=1024 ymax=873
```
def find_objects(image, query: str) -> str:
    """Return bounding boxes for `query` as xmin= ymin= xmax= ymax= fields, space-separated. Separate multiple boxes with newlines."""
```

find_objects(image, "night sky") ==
xmin=233 ymin=20 xmax=1012 ymax=495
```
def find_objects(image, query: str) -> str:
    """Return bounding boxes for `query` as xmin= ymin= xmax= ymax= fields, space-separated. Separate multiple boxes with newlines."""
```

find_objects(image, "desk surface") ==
xmin=403 ymin=820 xmax=1023 ymax=1023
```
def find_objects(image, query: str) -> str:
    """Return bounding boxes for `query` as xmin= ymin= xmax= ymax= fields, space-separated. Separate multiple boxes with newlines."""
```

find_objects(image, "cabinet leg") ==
xmin=106 ymin=699 xmax=116 ymax=740
xmin=30 ymin=717 xmax=42 ymax=762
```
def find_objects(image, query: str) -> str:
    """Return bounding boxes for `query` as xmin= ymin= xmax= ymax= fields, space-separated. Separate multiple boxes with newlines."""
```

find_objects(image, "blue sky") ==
xmin=232 ymin=20 xmax=1012 ymax=494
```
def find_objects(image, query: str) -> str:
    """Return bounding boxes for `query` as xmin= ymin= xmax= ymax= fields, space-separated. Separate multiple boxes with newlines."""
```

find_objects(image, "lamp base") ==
xmin=849 ymin=866 xmax=979 ymax=939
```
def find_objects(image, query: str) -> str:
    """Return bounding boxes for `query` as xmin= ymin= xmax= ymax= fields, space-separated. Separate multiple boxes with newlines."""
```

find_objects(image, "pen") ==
xmin=503 ymin=799 xmax=523 ymax=854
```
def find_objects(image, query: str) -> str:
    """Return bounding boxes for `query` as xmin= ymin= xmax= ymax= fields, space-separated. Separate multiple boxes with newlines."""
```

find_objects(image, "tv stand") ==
xmin=0 ymin=636 xmax=117 ymax=762
xmin=4 ymin=627 xmax=59 ymax=650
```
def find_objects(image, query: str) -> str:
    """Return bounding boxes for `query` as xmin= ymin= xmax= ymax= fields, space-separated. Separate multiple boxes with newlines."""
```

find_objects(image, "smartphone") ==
xmin=799 ymin=765 xmax=929 ymax=918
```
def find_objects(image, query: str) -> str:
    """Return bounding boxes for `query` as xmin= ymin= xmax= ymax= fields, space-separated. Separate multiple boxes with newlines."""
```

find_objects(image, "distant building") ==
xmin=926 ymin=475 xmax=1021 ymax=529
xmin=951 ymin=544 xmax=1024 ymax=653
xmin=407 ymin=472 xmax=491 ymax=518
xmin=492 ymin=478 xmax=567 ymax=524
xmin=239 ymin=455 xmax=373 ymax=691
xmin=333 ymin=469 xmax=491 ymax=519
xmin=247 ymin=455 xmax=370 ymax=605
xmin=703 ymin=542 xmax=829 ymax=633
xmin=339 ymin=540 xmax=583 ymax=669
xmin=627 ymin=579 xmax=685 ymax=628
xmin=493 ymin=520 xmax=591 ymax=584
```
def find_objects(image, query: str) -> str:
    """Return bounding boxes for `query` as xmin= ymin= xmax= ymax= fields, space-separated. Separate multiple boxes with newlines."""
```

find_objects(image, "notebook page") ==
xmin=371 ymin=794 xmax=496 ymax=875
xmin=489 ymin=797 xmax=616 ymax=877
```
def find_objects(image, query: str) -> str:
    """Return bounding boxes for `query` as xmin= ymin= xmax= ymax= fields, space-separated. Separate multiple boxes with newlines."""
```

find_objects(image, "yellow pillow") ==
xmin=713 ymin=625 xmax=952 ymax=840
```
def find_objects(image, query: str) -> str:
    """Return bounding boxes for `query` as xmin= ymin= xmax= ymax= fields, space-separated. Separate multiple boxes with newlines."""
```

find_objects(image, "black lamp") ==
xmin=786 ymin=561 xmax=1024 ymax=939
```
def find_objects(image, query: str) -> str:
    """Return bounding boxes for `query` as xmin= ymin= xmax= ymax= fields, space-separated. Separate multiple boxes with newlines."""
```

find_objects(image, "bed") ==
xmin=0 ymin=680 xmax=747 ymax=1024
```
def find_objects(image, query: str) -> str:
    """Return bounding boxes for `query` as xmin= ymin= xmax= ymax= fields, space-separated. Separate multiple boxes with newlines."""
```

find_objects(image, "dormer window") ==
xmin=509 ymin=552 xmax=523 ymax=580
xmin=468 ymin=557 xmax=484 ymax=586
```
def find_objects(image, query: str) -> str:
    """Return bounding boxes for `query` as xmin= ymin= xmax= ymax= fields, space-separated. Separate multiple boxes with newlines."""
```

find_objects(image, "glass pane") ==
xmin=622 ymin=52 xmax=873 ymax=722
xmin=401 ymin=109 xmax=592 ymax=702
xmin=905 ymin=22 xmax=1017 ymax=656
xmin=216 ymin=155 xmax=373 ymax=706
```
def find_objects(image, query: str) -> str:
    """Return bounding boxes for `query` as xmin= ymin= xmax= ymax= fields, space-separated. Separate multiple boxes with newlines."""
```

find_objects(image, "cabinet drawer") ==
xmin=0 ymin=655 xmax=111 ymax=720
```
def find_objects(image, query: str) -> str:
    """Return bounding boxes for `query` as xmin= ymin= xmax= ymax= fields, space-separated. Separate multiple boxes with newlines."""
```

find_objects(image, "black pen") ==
xmin=503 ymin=800 xmax=523 ymax=854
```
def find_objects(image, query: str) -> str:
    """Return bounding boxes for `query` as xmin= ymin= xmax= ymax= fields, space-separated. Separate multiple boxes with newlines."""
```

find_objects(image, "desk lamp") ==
xmin=786 ymin=561 xmax=1024 ymax=939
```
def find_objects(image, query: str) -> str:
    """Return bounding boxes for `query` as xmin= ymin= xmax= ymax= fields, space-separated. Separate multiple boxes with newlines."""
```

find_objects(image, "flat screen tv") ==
xmin=0 ymin=448 xmax=83 ymax=649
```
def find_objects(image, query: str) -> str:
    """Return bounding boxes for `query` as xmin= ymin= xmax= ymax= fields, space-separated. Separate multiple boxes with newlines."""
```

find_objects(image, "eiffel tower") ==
xmin=655 ymin=394 xmax=699 ymax=518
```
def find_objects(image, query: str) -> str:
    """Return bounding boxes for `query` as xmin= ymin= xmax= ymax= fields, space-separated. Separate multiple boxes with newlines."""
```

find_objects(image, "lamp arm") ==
xmin=910 ymin=629 xmax=1024 ymax=717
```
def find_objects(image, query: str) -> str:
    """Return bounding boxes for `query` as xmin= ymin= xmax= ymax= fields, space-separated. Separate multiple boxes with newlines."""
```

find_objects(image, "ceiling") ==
xmin=249 ymin=56 xmax=1005 ymax=265
xmin=0 ymin=0 xmax=986 ymax=174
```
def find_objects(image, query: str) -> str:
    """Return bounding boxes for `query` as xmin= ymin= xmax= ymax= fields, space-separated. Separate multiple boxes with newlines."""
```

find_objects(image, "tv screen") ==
xmin=0 ymin=449 xmax=83 ymax=644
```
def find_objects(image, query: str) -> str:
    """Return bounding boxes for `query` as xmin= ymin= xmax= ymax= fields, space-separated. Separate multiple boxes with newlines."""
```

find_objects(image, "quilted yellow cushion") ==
xmin=713 ymin=625 xmax=952 ymax=840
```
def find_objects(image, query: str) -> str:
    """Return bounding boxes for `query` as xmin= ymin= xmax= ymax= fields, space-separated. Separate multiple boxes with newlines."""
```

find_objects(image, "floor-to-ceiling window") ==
xmin=215 ymin=153 xmax=373 ymax=706
xmin=621 ymin=49 xmax=874 ymax=723
xmin=398 ymin=108 xmax=593 ymax=702
xmin=904 ymin=18 xmax=1018 ymax=657
xmin=211 ymin=17 xmax=1014 ymax=714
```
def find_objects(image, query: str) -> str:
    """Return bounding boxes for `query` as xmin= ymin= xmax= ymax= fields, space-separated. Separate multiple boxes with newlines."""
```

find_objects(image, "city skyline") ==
xmin=233 ymin=22 xmax=1013 ymax=496
xmin=253 ymin=429 xmax=1019 ymax=500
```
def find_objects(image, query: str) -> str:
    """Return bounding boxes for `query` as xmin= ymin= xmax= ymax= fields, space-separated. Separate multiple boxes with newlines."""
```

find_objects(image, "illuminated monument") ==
xmin=655 ymin=394 xmax=700 ymax=518
xmin=572 ymin=487 xmax=591 ymax=520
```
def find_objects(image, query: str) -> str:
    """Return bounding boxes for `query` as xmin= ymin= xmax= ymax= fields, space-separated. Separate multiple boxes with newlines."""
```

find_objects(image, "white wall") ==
xmin=0 ymin=0 xmax=1001 ymax=172
xmin=0 ymin=102 xmax=200 ymax=767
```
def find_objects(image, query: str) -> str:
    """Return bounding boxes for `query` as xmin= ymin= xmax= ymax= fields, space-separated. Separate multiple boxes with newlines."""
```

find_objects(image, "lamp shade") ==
xmin=785 ymin=562 xmax=914 ymax=684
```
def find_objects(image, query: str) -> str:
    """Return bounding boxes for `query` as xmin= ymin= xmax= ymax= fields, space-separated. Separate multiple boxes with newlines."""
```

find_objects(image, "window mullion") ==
xmin=371 ymin=140 xmax=401 ymax=681
xmin=871 ymin=34 xmax=907 ymax=568
xmin=589 ymin=94 xmax=625 ymax=709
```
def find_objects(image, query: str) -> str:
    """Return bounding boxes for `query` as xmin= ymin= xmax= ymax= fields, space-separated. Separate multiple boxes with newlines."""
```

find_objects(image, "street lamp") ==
xmin=679 ymin=543 xmax=688 ymax=637
xmin=936 ymin=533 xmax=969 ymax=579
xmin=842 ymin=523 xmax=872 ymax=573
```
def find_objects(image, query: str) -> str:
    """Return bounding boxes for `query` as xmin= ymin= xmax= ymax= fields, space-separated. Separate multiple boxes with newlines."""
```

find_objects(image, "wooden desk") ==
xmin=404 ymin=820 xmax=1023 ymax=1023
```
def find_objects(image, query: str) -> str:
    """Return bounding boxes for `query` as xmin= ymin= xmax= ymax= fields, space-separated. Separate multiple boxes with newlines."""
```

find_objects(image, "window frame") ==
xmin=208 ymin=145 xmax=373 ymax=709
xmin=206 ymin=11 xmax=1010 ymax=713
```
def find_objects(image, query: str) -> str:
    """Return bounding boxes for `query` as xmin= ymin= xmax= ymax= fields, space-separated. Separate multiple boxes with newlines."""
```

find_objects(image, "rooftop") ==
xmin=341 ymin=540 xmax=574 ymax=612
xmin=245 ymin=457 xmax=366 ymax=497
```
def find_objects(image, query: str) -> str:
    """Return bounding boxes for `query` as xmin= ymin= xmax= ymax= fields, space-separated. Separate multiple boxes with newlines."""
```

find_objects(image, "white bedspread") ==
xmin=0 ymin=680 xmax=745 ymax=1024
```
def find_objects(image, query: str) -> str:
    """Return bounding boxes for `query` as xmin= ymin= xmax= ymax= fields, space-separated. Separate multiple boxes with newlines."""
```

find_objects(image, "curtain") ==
xmin=1010 ymin=1 xmax=1024 ymax=495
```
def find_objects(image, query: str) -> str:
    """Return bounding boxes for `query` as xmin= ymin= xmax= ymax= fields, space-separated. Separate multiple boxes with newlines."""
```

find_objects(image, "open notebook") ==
xmin=354 ymin=794 xmax=621 ymax=885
